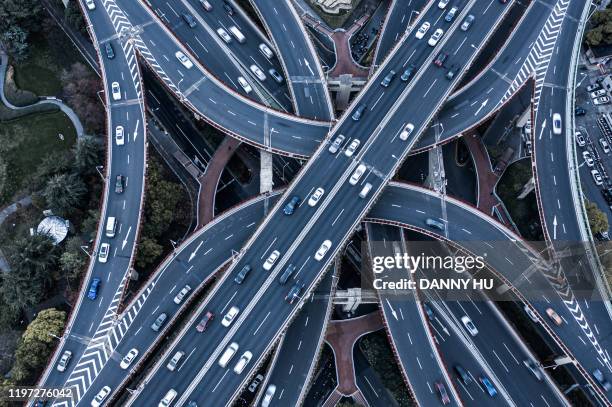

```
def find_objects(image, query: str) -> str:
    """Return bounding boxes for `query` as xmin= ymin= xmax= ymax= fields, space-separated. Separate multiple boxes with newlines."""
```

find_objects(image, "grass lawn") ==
xmin=13 ymin=32 xmax=85 ymax=97
xmin=0 ymin=112 xmax=76 ymax=205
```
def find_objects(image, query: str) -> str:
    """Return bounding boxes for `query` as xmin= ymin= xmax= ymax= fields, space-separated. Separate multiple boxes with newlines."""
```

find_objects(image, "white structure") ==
xmin=37 ymin=216 xmax=69 ymax=245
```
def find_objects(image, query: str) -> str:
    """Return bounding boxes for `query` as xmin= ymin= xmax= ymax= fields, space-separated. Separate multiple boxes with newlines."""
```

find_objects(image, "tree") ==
xmin=585 ymin=9 xmax=612 ymax=46
xmin=61 ymin=63 xmax=104 ymax=132
xmin=2 ymin=234 xmax=58 ymax=312
xmin=142 ymin=160 xmax=182 ymax=238
xmin=135 ymin=238 xmax=163 ymax=269
xmin=74 ymin=136 xmax=103 ymax=176
xmin=585 ymin=200 xmax=609 ymax=235
xmin=80 ymin=209 xmax=100 ymax=242
xmin=60 ymin=237 xmax=88 ymax=284
xmin=0 ymin=0 xmax=43 ymax=33
xmin=21 ymin=308 xmax=65 ymax=344
xmin=1 ymin=26 xmax=29 ymax=61
xmin=42 ymin=173 xmax=87 ymax=216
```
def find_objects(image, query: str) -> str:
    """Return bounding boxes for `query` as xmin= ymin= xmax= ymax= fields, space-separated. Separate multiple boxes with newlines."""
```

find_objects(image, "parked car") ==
xmin=575 ymin=106 xmax=586 ymax=116
xmin=600 ymin=138 xmax=611 ymax=153
xmin=587 ymin=83 xmax=601 ymax=92
xmin=575 ymin=131 xmax=585 ymax=147
xmin=591 ymin=169 xmax=603 ymax=185
xmin=583 ymin=150 xmax=595 ymax=167
xmin=248 ymin=374 xmax=264 ymax=392
xmin=591 ymin=89 xmax=607 ymax=98
xmin=594 ymin=96 xmax=611 ymax=105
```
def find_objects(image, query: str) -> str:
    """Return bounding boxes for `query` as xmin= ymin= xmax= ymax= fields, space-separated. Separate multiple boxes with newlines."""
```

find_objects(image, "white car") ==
xmin=175 ymin=51 xmax=193 ymax=69
xmin=575 ymin=131 xmax=585 ymax=147
xmin=111 ymin=81 xmax=121 ymax=101
xmin=415 ymin=21 xmax=431 ymax=39
xmin=261 ymin=384 xmax=277 ymax=407
xmin=237 ymin=76 xmax=252 ymax=94
xmin=349 ymin=164 xmax=367 ymax=186
xmin=428 ymin=28 xmax=444 ymax=47
xmin=592 ymin=169 xmax=603 ymax=185
xmin=115 ymin=125 xmax=125 ymax=146
xmin=344 ymin=139 xmax=360 ymax=157
xmin=586 ymin=83 xmax=601 ymax=92
xmin=217 ymin=27 xmax=232 ymax=43
xmin=173 ymin=285 xmax=191 ymax=304
xmin=233 ymin=351 xmax=253 ymax=374
xmin=263 ymin=250 xmax=280 ymax=271
xmin=56 ymin=350 xmax=72 ymax=372
xmin=328 ymin=134 xmax=346 ymax=154
xmin=583 ymin=150 xmax=595 ymax=167
xmin=461 ymin=315 xmax=478 ymax=336
xmin=250 ymin=64 xmax=266 ymax=81
xmin=85 ymin=0 xmax=96 ymax=10
xmin=600 ymin=138 xmax=611 ymax=154
xmin=222 ymin=306 xmax=240 ymax=327
xmin=552 ymin=113 xmax=562 ymax=135
xmin=259 ymin=43 xmax=275 ymax=59
xmin=438 ymin=0 xmax=450 ymax=8
xmin=119 ymin=348 xmax=139 ymax=370
xmin=590 ymin=89 xmax=607 ymax=98
xmin=98 ymin=243 xmax=110 ymax=263
xmin=399 ymin=123 xmax=414 ymax=140
xmin=314 ymin=240 xmax=332 ymax=261
xmin=91 ymin=386 xmax=111 ymax=407
xmin=594 ymin=96 xmax=610 ymax=105
xmin=308 ymin=187 xmax=325 ymax=207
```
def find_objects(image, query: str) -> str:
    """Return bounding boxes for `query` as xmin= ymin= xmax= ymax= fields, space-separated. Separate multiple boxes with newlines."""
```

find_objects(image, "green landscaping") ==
xmin=0 ymin=111 xmax=76 ymax=206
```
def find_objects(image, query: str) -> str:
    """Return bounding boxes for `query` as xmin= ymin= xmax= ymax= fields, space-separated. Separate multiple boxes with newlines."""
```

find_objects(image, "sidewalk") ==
xmin=322 ymin=312 xmax=383 ymax=405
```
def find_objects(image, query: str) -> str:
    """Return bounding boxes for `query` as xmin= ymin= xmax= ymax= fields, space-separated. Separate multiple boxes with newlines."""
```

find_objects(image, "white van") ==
xmin=166 ymin=351 xmax=184 ymax=371
xmin=105 ymin=216 xmax=116 ymax=238
xmin=158 ymin=389 xmax=177 ymax=407
xmin=359 ymin=183 xmax=372 ymax=198
xmin=218 ymin=342 xmax=239 ymax=368
xmin=229 ymin=26 xmax=246 ymax=43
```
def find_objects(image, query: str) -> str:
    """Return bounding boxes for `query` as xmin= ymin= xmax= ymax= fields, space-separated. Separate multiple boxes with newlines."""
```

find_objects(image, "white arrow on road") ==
xmin=304 ymin=58 xmax=314 ymax=75
xmin=133 ymin=119 xmax=140 ymax=141
xmin=474 ymin=98 xmax=488 ymax=116
xmin=538 ymin=119 xmax=546 ymax=140
xmin=122 ymin=226 xmax=132 ymax=250
xmin=553 ymin=216 xmax=558 ymax=240
xmin=435 ymin=316 xmax=450 ymax=336
xmin=189 ymin=241 xmax=203 ymax=262
xmin=385 ymin=298 xmax=398 ymax=320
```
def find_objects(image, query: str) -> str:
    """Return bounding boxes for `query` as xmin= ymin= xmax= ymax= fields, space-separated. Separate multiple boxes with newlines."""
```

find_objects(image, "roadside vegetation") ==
xmin=585 ymin=3 xmax=612 ymax=47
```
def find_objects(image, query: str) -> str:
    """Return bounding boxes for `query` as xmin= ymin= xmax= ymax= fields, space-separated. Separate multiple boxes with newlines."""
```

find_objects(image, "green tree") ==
xmin=21 ymin=308 xmax=65 ymax=344
xmin=135 ymin=238 xmax=164 ymax=269
xmin=142 ymin=160 xmax=181 ymax=238
xmin=74 ymin=136 xmax=103 ymax=176
xmin=1 ymin=26 xmax=29 ymax=61
xmin=80 ymin=209 xmax=100 ymax=242
xmin=585 ymin=200 xmax=609 ymax=235
xmin=0 ymin=0 xmax=43 ymax=33
xmin=42 ymin=172 xmax=87 ymax=216
xmin=2 ymin=234 xmax=58 ymax=312
xmin=60 ymin=237 xmax=88 ymax=284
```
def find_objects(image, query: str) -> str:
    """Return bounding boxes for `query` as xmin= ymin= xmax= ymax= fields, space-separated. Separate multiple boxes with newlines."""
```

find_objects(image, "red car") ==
xmin=435 ymin=381 xmax=450 ymax=405
xmin=196 ymin=311 xmax=214 ymax=332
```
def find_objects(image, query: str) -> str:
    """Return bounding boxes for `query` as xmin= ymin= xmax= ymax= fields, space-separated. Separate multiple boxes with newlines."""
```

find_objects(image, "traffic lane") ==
xmin=251 ymin=0 xmax=333 ymax=120
xmin=443 ymin=299 xmax=566 ymax=406
xmin=264 ymin=269 xmax=335 ymax=407
xmin=354 ymin=347 xmax=399 ymax=407
xmin=78 ymin=193 xmax=281 ymax=405
xmin=367 ymin=224 xmax=457 ymax=406
xmin=374 ymin=0 xmax=429 ymax=65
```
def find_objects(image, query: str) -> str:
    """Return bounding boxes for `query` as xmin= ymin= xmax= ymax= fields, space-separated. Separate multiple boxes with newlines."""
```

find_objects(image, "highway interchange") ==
xmin=33 ymin=0 xmax=612 ymax=406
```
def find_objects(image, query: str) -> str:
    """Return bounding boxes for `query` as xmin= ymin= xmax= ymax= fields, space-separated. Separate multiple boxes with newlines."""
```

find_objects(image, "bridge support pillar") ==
xmin=260 ymin=150 xmax=273 ymax=193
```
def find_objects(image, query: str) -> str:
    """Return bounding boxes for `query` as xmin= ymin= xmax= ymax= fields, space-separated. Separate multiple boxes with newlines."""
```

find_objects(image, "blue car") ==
xmin=283 ymin=196 xmax=301 ymax=215
xmin=87 ymin=278 xmax=101 ymax=300
xmin=479 ymin=376 xmax=497 ymax=397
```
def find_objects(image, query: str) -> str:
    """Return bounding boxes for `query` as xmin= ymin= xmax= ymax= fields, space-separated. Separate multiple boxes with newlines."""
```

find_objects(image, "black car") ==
xmin=454 ymin=365 xmax=472 ymax=385
xmin=285 ymin=281 xmax=303 ymax=304
xmin=115 ymin=175 xmax=124 ymax=194
xmin=283 ymin=195 xmax=301 ymax=215
xmin=380 ymin=70 xmax=396 ymax=87
xmin=278 ymin=264 xmax=296 ymax=285
xmin=575 ymin=106 xmax=586 ymax=116
xmin=434 ymin=52 xmax=448 ymax=67
xmin=234 ymin=264 xmax=251 ymax=284
xmin=223 ymin=2 xmax=235 ymax=15
xmin=401 ymin=65 xmax=416 ymax=82
xmin=182 ymin=13 xmax=197 ymax=28
xmin=105 ymin=43 xmax=115 ymax=59
xmin=445 ymin=65 xmax=459 ymax=80
xmin=352 ymin=104 xmax=367 ymax=121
